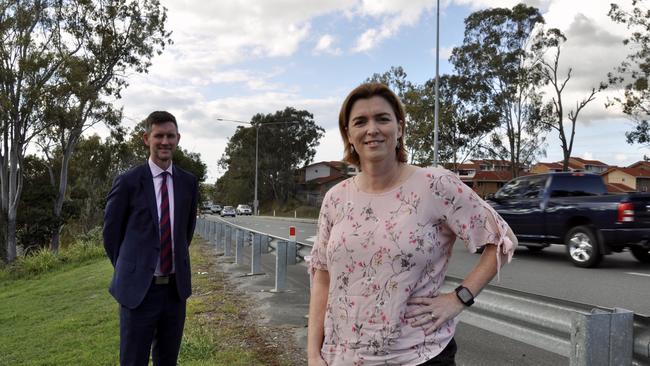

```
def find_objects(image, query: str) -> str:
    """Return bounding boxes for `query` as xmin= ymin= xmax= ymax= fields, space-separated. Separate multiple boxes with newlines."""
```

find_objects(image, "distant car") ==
xmin=210 ymin=204 xmax=222 ymax=214
xmin=220 ymin=206 xmax=236 ymax=217
xmin=236 ymin=204 xmax=252 ymax=215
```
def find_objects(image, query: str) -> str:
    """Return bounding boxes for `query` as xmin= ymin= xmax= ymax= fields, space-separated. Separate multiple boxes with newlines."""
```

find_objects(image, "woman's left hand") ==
xmin=405 ymin=293 xmax=465 ymax=335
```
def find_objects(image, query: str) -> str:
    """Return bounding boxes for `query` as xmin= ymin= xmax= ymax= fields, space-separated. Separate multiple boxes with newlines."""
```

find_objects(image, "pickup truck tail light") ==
xmin=617 ymin=202 xmax=635 ymax=223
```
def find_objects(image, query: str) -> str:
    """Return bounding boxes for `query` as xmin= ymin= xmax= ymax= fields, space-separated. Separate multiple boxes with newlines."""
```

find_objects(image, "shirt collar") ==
xmin=148 ymin=158 xmax=173 ymax=178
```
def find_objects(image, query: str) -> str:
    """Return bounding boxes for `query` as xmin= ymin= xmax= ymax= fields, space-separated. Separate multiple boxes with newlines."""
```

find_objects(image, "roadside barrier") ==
xmin=195 ymin=217 xmax=649 ymax=366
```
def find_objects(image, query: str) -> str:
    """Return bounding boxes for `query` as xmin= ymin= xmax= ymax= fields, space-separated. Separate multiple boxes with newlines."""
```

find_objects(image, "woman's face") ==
xmin=347 ymin=95 xmax=402 ymax=165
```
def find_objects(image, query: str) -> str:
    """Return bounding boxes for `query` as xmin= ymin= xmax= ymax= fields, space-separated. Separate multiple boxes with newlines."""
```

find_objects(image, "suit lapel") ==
xmin=141 ymin=164 xmax=160 ymax=239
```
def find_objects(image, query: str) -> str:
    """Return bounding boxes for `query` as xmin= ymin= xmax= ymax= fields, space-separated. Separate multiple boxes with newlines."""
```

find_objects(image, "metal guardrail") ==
xmin=195 ymin=217 xmax=650 ymax=366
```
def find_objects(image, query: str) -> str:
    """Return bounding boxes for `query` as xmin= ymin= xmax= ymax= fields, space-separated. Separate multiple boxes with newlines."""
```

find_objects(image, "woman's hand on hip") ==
xmin=405 ymin=292 xmax=465 ymax=335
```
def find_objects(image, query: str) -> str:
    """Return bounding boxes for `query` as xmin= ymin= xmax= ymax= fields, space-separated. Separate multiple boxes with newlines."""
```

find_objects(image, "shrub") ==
xmin=15 ymin=247 xmax=60 ymax=277
xmin=2 ymin=226 xmax=105 ymax=280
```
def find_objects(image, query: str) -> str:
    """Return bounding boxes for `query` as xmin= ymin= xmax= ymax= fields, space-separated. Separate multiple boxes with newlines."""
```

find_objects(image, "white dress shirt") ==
xmin=148 ymin=158 xmax=175 ymax=275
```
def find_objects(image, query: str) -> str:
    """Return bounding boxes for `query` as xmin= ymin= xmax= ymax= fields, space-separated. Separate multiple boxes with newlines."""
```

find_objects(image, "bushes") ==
xmin=0 ymin=227 xmax=105 ymax=280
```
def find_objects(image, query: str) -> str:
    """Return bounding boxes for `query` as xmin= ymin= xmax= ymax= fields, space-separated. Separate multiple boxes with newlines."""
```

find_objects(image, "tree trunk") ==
xmin=50 ymin=132 xmax=79 ymax=253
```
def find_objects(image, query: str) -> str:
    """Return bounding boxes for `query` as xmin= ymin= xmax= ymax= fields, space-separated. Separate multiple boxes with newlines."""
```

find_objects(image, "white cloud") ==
xmin=615 ymin=154 xmax=628 ymax=163
xmin=430 ymin=46 xmax=455 ymax=62
xmin=352 ymin=2 xmax=434 ymax=52
xmin=583 ymin=152 xmax=594 ymax=160
xmin=314 ymin=34 xmax=342 ymax=55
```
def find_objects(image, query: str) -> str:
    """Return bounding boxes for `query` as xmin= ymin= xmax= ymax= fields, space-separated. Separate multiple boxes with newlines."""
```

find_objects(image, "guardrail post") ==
xmin=235 ymin=229 xmax=244 ymax=265
xmin=196 ymin=218 xmax=203 ymax=238
xmin=570 ymin=308 xmax=633 ymax=366
xmin=224 ymin=225 xmax=231 ymax=255
xmin=271 ymin=240 xmax=288 ymax=292
xmin=249 ymin=233 xmax=263 ymax=275
xmin=217 ymin=222 xmax=225 ymax=252
xmin=208 ymin=221 xmax=215 ymax=245
xmin=287 ymin=239 xmax=297 ymax=265
xmin=225 ymin=224 xmax=234 ymax=257
xmin=262 ymin=234 xmax=270 ymax=253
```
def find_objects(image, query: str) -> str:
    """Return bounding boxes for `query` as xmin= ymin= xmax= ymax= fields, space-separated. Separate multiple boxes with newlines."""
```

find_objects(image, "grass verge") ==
xmin=0 ymin=237 xmax=297 ymax=366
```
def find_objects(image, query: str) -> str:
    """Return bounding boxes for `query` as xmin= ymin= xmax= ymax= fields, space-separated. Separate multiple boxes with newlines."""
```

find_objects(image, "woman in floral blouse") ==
xmin=307 ymin=83 xmax=517 ymax=366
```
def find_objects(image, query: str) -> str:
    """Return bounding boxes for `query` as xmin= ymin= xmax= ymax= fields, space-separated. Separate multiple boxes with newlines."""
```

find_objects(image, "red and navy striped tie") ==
xmin=159 ymin=172 xmax=172 ymax=274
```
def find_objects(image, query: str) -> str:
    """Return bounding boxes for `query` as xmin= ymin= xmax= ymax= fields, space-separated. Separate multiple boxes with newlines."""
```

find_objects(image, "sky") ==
xmin=102 ymin=0 xmax=650 ymax=182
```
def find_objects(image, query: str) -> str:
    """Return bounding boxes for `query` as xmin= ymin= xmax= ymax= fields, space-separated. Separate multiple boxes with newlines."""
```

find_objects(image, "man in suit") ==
xmin=103 ymin=111 xmax=198 ymax=366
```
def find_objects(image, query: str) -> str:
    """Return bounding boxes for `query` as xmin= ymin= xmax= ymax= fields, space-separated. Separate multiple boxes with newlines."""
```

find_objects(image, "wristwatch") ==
xmin=455 ymin=285 xmax=475 ymax=306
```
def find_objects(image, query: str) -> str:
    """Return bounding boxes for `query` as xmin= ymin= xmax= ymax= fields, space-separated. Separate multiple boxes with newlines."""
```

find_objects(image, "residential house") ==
xmin=628 ymin=161 xmax=650 ymax=172
xmin=567 ymin=157 xmax=609 ymax=173
xmin=531 ymin=157 xmax=609 ymax=174
xmin=601 ymin=166 xmax=650 ymax=192
xmin=530 ymin=162 xmax=564 ymax=174
xmin=450 ymin=159 xmax=524 ymax=197
xmin=297 ymin=161 xmax=358 ymax=205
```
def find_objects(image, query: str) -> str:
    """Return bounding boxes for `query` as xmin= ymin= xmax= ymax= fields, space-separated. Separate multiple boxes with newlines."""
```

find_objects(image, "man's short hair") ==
xmin=144 ymin=111 xmax=178 ymax=133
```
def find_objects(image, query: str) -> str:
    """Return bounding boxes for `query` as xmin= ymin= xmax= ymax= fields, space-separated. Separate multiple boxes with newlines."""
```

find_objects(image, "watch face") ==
xmin=458 ymin=288 xmax=473 ymax=302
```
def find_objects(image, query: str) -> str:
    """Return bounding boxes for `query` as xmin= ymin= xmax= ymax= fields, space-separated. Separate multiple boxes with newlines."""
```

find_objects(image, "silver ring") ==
xmin=430 ymin=313 xmax=435 ymax=321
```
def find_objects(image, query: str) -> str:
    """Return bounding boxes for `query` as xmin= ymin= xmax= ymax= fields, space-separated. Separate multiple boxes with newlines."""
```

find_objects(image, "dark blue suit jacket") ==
xmin=103 ymin=163 xmax=198 ymax=309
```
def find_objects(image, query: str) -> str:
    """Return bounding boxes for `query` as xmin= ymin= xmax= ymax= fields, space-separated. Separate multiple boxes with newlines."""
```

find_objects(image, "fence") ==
xmin=195 ymin=217 xmax=650 ymax=366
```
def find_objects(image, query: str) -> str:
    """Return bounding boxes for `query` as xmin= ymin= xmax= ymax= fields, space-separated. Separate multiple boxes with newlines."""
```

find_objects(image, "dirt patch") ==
xmin=191 ymin=238 xmax=307 ymax=366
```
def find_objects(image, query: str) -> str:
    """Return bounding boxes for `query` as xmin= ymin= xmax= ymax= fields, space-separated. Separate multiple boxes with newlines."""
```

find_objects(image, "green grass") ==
xmin=0 ymin=259 xmax=119 ymax=365
xmin=0 ymin=238 xmax=294 ymax=366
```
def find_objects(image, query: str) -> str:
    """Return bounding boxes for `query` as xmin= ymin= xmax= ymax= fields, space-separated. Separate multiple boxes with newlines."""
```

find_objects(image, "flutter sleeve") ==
xmin=430 ymin=170 xmax=518 ymax=274
xmin=308 ymin=189 xmax=334 ymax=275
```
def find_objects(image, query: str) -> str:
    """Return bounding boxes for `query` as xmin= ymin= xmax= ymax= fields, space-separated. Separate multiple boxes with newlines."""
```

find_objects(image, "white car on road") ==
xmin=236 ymin=204 xmax=252 ymax=215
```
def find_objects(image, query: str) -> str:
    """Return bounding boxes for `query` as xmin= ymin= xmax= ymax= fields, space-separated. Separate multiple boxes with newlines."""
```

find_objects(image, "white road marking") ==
xmin=305 ymin=236 xmax=316 ymax=243
xmin=626 ymin=272 xmax=650 ymax=278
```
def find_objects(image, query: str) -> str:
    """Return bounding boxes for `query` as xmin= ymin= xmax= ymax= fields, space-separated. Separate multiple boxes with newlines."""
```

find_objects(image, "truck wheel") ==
xmin=565 ymin=226 xmax=602 ymax=268
xmin=630 ymin=246 xmax=650 ymax=263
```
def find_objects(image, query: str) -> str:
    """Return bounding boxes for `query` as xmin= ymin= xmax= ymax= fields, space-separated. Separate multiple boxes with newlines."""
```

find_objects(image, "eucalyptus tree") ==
xmin=37 ymin=0 xmax=171 ymax=253
xmin=217 ymin=107 xmax=324 ymax=206
xmin=608 ymin=1 xmax=650 ymax=146
xmin=450 ymin=4 xmax=550 ymax=177
xmin=532 ymin=28 xmax=604 ymax=171
xmin=1 ymin=0 xmax=66 ymax=262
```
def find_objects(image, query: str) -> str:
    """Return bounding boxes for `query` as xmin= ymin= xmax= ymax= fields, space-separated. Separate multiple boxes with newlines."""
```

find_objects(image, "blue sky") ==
xmin=107 ymin=0 xmax=650 ymax=182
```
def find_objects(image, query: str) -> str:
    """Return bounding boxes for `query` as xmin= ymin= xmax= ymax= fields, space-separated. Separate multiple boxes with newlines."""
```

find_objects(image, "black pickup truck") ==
xmin=487 ymin=172 xmax=650 ymax=267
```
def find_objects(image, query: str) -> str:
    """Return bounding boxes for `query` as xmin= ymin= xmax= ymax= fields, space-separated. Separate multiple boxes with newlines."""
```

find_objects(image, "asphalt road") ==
xmin=213 ymin=214 xmax=650 ymax=316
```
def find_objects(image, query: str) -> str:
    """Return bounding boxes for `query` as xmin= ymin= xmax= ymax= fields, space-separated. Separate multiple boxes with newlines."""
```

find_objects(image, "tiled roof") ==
xmin=629 ymin=161 xmax=650 ymax=170
xmin=606 ymin=183 xmax=635 ymax=193
xmin=535 ymin=162 xmax=564 ymax=169
xmin=570 ymin=157 xmax=609 ymax=167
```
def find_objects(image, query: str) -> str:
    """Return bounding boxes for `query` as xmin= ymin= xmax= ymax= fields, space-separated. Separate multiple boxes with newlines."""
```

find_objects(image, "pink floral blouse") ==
xmin=309 ymin=167 xmax=517 ymax=366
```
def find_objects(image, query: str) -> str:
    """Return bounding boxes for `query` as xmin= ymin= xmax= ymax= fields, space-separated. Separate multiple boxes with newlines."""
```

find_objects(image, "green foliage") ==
xmin=17 ymin=156 xmax=60 ymax=252
xmin=608 ymin=1 xmax=650 ymax=146
xmin=216 ymin=107 xmax=325 ymax=206
xmin=450 ymin=4 xmax=550 ymax=175
xmin=2 ymin=227 xmax=105 ymax=279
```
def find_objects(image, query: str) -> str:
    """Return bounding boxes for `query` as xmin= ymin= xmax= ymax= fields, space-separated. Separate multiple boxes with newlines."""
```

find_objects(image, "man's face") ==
xmin=143 ymin=121 xmax=180 ymax=169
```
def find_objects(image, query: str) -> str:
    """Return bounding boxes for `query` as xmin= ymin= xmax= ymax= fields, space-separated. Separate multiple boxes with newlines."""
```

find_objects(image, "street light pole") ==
xmin=254 ymin=125 xmax=259 ymax=215
xmin=217 ymin=118 xmax=299 ymax=216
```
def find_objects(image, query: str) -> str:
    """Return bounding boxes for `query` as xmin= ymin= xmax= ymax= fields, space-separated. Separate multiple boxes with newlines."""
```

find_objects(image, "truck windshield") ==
xmin=495 ymin=176 xmax=547 ymax=199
